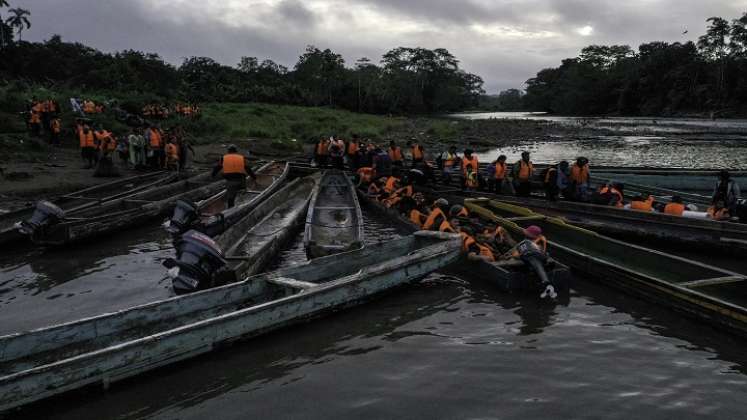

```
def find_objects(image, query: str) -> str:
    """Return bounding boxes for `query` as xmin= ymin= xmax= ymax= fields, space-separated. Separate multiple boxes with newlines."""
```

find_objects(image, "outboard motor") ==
xmin=18 ymin=201 xmax=65 ymax=238
xmin=163 ymin=230 xmax=233 ymax=294
xmin=514 ymin=240 xmax=557 ymax=299
xmin=165 ymin=200 xmax=199 ymax=235
xmin=737 ymin=199 xmax=747 ymax=224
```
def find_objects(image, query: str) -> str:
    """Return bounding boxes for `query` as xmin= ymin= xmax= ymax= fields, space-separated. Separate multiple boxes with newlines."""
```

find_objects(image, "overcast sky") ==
xmin=15 ymin=0 xmax=747 ymax=92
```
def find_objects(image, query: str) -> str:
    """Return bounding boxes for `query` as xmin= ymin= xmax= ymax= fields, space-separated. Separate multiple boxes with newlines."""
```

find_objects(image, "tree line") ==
xmin=0 ymin=35 xmax=484 ymax=115
xmin=520 ymin=12 xmax=747 ymax=116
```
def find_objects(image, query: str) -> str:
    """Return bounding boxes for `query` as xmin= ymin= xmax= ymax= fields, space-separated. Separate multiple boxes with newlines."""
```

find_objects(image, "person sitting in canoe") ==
xmin=629 ymin=194 xmax=655 ymax=212
xmin=461 ymin=227 xmax=497 ymax=262
xmin=423 ymin=198 xmax=450 ymax=230
xmin=712 ymin=170 xmax=740 ymax=216
xmin=479 ymin=225 xmax=516 ymax=255
xmin=211 ymin=144 xmax=257 ymax=208
xmin=708 ymin=200 xmax=730 ymax=221
xmin=592 ymin=182 xmax=624 ymax=207
xmin=663 ymin=196 xmax=686 ymax=216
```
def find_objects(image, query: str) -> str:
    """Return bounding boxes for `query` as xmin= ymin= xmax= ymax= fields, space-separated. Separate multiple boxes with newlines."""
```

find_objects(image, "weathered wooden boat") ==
xmin=0 ymin=171 xmax=176 ymax=246
xmin=0 ymin=231 xmax=461 ymax=412
xmin=166 ymin=175 xmax=318 ymax=294
xmin=166 ymin=162 xmax=290 ymax=237
xmin=19 ymin=170 xmax=236 ymax=246
xmin=304 ymin=171 xmax=364 ymax=259
xmin=420 ymin=187 xmax=747 ymax=256
xmin=356 ymin=188 xmax=570 ymax=295
xmin=466 ymin=199 xmax=747 ymax=336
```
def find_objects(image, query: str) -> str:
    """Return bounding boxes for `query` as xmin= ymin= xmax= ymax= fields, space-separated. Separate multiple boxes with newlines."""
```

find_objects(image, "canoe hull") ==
xmin=0 ymin=233 xmax=462 ymax=412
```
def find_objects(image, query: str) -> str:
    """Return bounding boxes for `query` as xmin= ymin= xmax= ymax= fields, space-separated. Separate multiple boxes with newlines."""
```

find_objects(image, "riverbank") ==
xmin=0 ymin=103 xmax=617 ymax=207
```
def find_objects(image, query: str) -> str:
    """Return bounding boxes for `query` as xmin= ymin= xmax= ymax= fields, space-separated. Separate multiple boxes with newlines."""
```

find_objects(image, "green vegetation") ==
xmin=521 ymin=12 xmax=747 ymax=116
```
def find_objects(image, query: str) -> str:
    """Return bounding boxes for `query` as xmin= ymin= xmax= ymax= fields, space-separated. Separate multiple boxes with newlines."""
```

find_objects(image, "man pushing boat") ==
xmin=212 ymin=144 xmax=257 ymax=208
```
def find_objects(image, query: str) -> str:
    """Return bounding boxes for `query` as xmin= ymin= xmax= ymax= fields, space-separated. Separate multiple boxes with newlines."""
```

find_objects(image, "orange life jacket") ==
xmin=439 ymin=220 xmax=456 ymax=233
xmin=423 ymin=207 xmax=447 ymax=230
xmin=630 ymin=196 xmax=654 ymax=212
xmin=83 ymin=101 xmax=96 ymax=114
xmin=32 ymin=102 xmax=44 ymax=113
xmin=494 ymin=162 xmax=507 ymax=180
xmin=663 ymin=202 xmax=685 ymax=216
xmin=94 ymin=130 xmax=111 ymax=150
xmin=384 ymin=177 xmax=399 ymax=193
xmin=411 ymin=144 xmax=424 ymax=160
xmin=316 ymin=141 xmax=328 ymax=156
xmin=29 ymin=112 xmax=41 ymax=124
xmin=150 ymin=129 xmax=163 ymax=148
xmin=409 ymin=209 xmax=426 ymax=228
xmin=517 ymin=160 xmax=534 ymax=181
xmin=570 ymin=164 xmax=590 ymax=184
xmin=223 ymin=153 xmax=246 ymax=175
xmin=460 ymin=232 xmax=476 ymax=252
xmin=51 ymin=119 xmax=61 ymax=134
xmin=348 ymin=141 xmax=359 ymax=155
xmin=79 ymin=130 xmax=95 ymax=148
xmin=476 ymin=243 xmax=495 ymax=261
xmin=389 ymin=146 xmax=403 ymax=162
xmin=444 ymin=152 xmax=457 ymax=168
xmin=357 ymin=167 xmax=375 ymax=183
xmin=462 ymin=156 xmax=479 ymax=177
xmin=395 ymin=185 xmax=413 ymax=197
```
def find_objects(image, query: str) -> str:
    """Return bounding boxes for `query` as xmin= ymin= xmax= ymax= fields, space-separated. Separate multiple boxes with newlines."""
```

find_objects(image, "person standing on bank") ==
xmin=512 ymin=151 xmax=534 ymax=197
xmin=212 ymin=145 xmax=257 ymax=208
xmin=712 ymin=170 xmax=740 ymax=216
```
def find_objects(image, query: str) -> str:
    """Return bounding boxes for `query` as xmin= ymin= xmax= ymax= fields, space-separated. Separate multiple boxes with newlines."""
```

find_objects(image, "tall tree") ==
xmin=5 ymin=7 xmax=30 ymax=41
xmin=0 ymin=0 xmax=10 ymax=48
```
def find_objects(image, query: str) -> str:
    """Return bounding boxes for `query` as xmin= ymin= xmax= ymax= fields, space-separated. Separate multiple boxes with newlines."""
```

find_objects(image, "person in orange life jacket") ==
xmin=347 ymin=135 xmax=361 ymax=170
xmin=513 ymin=151 xmax=534 ymax=197
xmin=212 ymin=145 xmax=257 ymax=208
xmin=78 ymin=124 xmax=97 ymax=168
xmin=712 ymin=170 xmax=740 ymax=215
xmin=314 ymin=137 xmax=330 ymax=168
xmin=49 ymin=117 xmax=62 ymax=146
xmin=663 ymin=196 xmax=686 ymax=216
xmin=569 ymin=157 xmax=591 ymax=200
xmin=356 ymin=166 xmax=376 ymax=187
xmin=165 ymin=139 xmax=180 ymax=171
xmin=438 ymin=146 xmax=460 ymax=185
xmin=593 ymin=182 xmax=625 ymax=207
xmin=486 ymin=155 xmax=513 ymax=195
xmin=388 ymin=140 xmax=404 ymax=167
xmin=708 ymin=200 xmax=730 ymax=221
xmin=423 ymin=198 xmax=450 ymax=230
xmin=407 ymin=139 xmax=425 ymax=166
xmin=544 ymin=161 xmax=571 ymax=201
xmin=400 ymin=196 xmax=427 ymax=229
xmin=329 ymin=137 xmax=345 ymax=170
xmin=461 ymin=149 xmax=479 ymax=189
xmin=146 ymin=125 xmax=165 ymax=169
xmin=629 ymin=194 xmax=655 ymax=212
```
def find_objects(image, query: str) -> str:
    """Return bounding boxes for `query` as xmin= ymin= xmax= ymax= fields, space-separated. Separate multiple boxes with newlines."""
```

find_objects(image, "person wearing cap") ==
xmin=712 ymin=170 xmax=740 ymax=215
xmin=212 ymin=144 xmax=257 ymax=208
xmin=523 ymin=225 xmax=547 ymax=253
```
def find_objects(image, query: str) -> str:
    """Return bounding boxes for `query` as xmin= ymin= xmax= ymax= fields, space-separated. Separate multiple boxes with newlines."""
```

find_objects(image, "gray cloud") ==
xmin=16 ymin=0 xmax=747 ymax=92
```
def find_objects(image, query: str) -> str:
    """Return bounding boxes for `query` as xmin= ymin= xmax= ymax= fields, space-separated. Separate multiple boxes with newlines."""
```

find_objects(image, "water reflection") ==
xmin=473 ymin=137 xmax=747 ymax=169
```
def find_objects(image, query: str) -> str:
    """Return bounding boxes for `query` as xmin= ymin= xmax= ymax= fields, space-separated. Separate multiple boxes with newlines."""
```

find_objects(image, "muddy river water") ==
xmin=1 ymin=205 xmax=746 ymax=419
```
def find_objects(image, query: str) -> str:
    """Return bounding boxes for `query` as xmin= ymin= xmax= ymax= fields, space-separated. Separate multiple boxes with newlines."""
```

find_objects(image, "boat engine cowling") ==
xmin=514 ymin=239 xmax=557 ymax=299
xmin=737 ymin=199 xmax=747 ymax=224
xmin=165 ymin=200 xmax=199 ymax=235
xmin=163 ymin=230 xmax=233 ymax=294
xmin=18 ymin=201 xmax=65 ymax=237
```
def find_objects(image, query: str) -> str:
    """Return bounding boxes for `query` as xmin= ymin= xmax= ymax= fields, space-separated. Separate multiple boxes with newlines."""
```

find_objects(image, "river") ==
xmin=1 ymin=207 xmax=746 ymax=419
xmin=452 ymin=112 xmax=747 ymax=169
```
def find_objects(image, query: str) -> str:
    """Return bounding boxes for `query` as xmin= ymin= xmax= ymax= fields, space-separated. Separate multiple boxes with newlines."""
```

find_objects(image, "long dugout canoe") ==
xmin=0 ymin=171 xmax=176 ymax=246
xmin=0 ymin=231 xmax=462 ymax=413
xmin=22 ymin=170 xmax=234 ymax=246
xmin=355 ymin=187 xmax=571 ymax=294
xmin=420 ymin=186 xmax=747 ymax=256
xmin=466 ymin=199 xmax=747 ymax=336
xmin=304 ymin=170 xmax=365 ymax=259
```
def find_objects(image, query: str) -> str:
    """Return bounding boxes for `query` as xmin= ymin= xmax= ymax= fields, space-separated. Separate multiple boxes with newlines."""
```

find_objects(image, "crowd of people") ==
xmin=26 ymin=98 xmax=62 ymax=144
xmin=313 ymin=137 xmax=742 ymax=223
xmin=143 ymin=103 xmax=201 ymax=119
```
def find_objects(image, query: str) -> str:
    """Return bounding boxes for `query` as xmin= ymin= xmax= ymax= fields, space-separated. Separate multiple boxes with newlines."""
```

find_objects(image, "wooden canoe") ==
xmin=22 ymin=170 xmax=237 ymax=246
xmin=355 ymin=187 xmax=571 ymax=294
xmin=421 ymin=187 xmax=747 ymax=256
xmin=466 ymin=199 xmax=747 ymax=336
xmin=168 ymin=162 xmax=290 ymax=237
xmin=0 ymin=231 xmax=462 ymax=412
xmin=0 ymin=171 xmax=176 ymax=246
xmin=304 ymin=170 xmax=365 ymax=259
